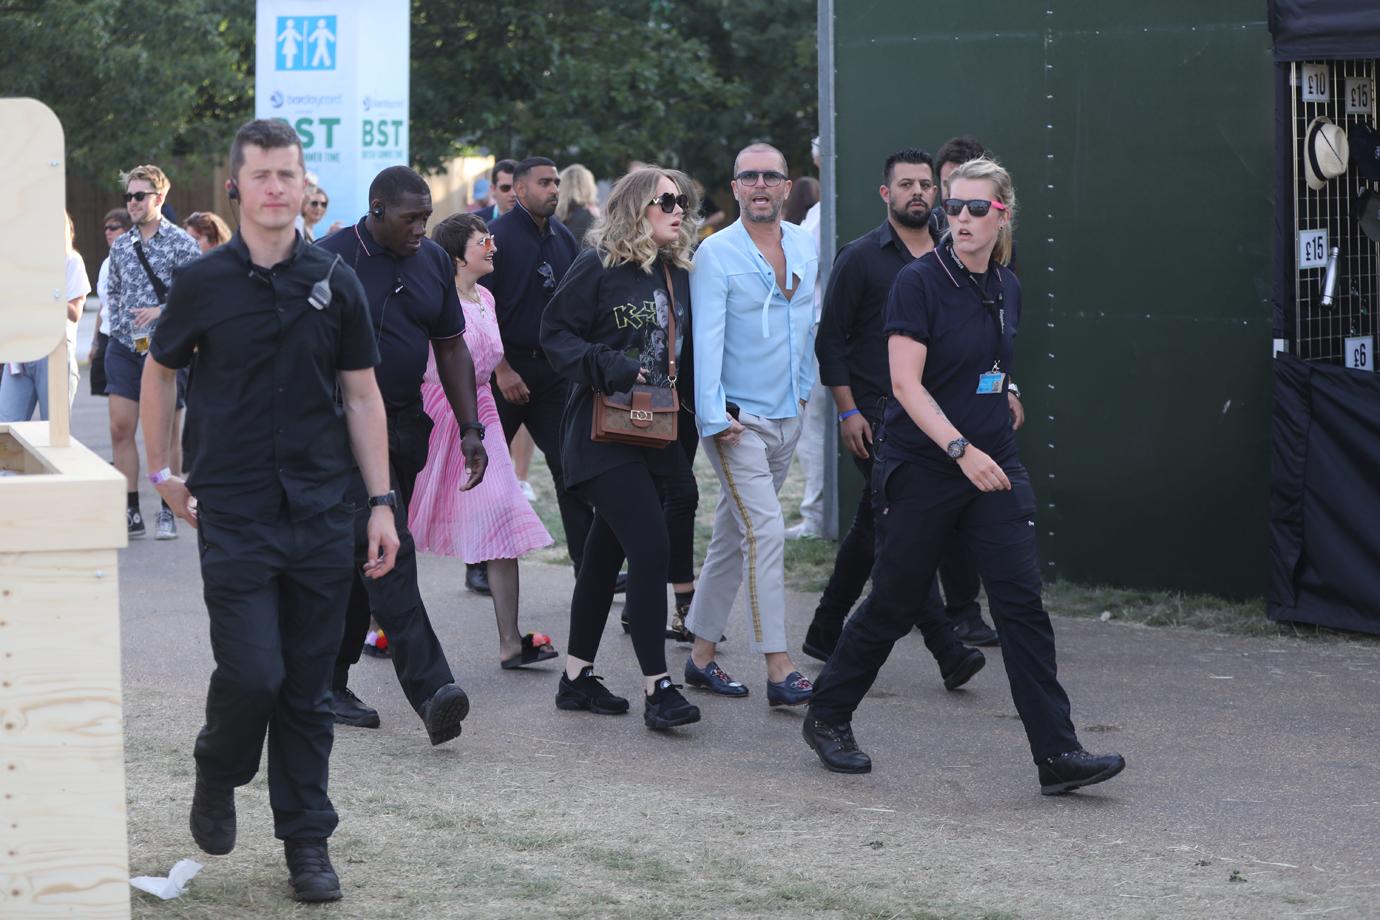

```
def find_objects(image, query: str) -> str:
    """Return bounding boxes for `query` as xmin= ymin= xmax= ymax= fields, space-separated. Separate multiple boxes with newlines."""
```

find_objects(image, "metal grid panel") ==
xmin=1293 ymin=59 xmax=1379 ymax=363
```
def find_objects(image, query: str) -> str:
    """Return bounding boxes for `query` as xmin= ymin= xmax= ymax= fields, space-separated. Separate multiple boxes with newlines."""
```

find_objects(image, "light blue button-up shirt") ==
xmin=691 ymin=218 xmax=819 ymax=437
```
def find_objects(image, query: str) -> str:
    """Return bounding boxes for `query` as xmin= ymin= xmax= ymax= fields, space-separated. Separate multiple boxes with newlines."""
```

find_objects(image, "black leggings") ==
xmin=569 ymin=463 xmax=672 ymax=676
xmin=661 ymin=442 xmax=698 ymax=585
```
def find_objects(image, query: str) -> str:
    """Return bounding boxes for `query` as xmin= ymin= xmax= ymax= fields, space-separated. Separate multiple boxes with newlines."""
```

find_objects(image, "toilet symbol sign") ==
xmin=276 ymin=16 xmax=337 ymax=71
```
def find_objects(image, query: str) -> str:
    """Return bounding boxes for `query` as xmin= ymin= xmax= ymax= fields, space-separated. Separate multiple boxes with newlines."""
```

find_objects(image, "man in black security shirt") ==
xmin=480 ymin=156 xmax=595 ymax=572
xmin=807 ymin=148 xmax=993 ymax=690
xmin=317 ymin=166 xmax=488 ymax=744
xmin=141 ymin=119 xmax=398 ymax=902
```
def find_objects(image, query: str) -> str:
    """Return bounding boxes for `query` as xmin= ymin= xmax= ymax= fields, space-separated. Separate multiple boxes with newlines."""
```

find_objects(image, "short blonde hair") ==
xmin=556 ymin=164 xmax=597 ymax=221
xmin=944 ymin=156 xmax=1017 ymax=267
xmin=120 ymin=164 xmax=171 ymax=196
xmin=587 ymin=167 xmax=699 ymax=273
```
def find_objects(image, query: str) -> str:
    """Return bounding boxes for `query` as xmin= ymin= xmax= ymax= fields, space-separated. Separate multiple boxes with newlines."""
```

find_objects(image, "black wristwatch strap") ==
xmin=368 ymin=491 xmax=397 ymax=508
xmin=459 ymin=421 xmax=485 ymax=439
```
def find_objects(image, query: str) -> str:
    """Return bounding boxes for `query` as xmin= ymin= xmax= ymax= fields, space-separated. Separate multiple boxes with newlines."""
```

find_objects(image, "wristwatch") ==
xmin=946 ymin=437 xmax=969 ymax=460
xmin=368 ymin=491 xmax=398 ymax=508
xmin=1008 ymin=381 xmax=1022 ymax=399
xmin=459 ymin=421 xmax=486 ymax=440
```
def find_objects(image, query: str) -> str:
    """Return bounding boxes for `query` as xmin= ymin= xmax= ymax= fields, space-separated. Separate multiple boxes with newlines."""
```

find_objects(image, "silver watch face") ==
xmin=947 ymin=438 xmax=967 ymax=459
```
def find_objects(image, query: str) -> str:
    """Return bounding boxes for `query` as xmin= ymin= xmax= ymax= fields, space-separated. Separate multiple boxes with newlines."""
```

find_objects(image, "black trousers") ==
xmin=333 ymin=402 xmax=456 ymax=713
xmin=814 ymin=415 xmax=953 ymax=644
xmin=810 ymin=458 xmax=1080 ymax=762
xmin=568 ymin=463 xmax=674 ymax=676
xmin=492 ymin=349 xmax=594 ymax=571
xmin=194 ymin=499 xmax=354 ymax=840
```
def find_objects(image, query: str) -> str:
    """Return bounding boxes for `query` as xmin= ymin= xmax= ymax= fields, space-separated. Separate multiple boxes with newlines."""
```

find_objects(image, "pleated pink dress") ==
xmin=409 ymin=285 xmax=553 ymax=562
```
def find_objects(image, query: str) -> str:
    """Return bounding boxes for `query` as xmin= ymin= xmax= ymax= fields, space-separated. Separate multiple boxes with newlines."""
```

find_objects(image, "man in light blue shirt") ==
xmin=683 ymin=142 xmax=819 ymax=707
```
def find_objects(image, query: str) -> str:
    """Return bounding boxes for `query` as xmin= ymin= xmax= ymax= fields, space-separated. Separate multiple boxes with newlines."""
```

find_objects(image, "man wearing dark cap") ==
xmin=317 ymin=165 xmax=489 ymax=745
xmin=480 ymin=156 xmax=594 ymax=570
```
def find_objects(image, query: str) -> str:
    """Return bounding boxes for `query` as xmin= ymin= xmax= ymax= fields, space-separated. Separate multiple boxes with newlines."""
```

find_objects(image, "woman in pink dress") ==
xmin=410 ymin=213 xmax=557 ymax=669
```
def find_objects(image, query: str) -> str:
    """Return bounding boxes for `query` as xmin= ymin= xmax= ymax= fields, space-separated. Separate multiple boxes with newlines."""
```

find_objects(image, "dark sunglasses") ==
xmin=103 ymin=223 xmax=125 ymax=232
xmin=649 ymin=192 xmax=689 ymax=214
xmin=537 ymin=261 xmax=556 ymax=292
xmin=307 ymin=199 xmax=328 ymax=208
xmin=123 ymin=190 xmax=159 ymax=203
xmin=734 ymin=170 xmax=786 ymax=187
xmin=941 ymin=198 xmax=1007 ymax=218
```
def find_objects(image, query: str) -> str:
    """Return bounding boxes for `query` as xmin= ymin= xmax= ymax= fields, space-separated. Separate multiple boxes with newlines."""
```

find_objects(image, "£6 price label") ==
xmin=1345 ymin=335 xmax=1373 ymax=372
xmin=1298 ymin=228 xmax=1329 ymax=270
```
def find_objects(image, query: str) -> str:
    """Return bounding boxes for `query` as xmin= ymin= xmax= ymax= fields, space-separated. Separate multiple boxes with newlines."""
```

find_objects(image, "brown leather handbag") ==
xmin=591 ymin=263 xmax=679 ymax=448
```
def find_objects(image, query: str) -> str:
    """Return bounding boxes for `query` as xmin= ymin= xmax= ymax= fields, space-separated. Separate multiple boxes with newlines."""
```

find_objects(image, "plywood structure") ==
xmin=0 ymin=97 xmax=131 ymax=919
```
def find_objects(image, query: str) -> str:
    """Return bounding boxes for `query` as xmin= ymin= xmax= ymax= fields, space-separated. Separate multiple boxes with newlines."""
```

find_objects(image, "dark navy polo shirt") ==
xmin=317 ymin=218 xmax=464 ymax=409
xmin=151 ymin=232 xmax=378 ymax=522
xmin=879 ymin=242 xmax=1021 ymax=475
xmin=478 ymin=202 xmax=578 ymax=352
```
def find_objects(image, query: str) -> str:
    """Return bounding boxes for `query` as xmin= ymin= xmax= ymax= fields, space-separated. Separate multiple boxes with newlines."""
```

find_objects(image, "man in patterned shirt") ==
xmin=104 ymin=164 xmax=203 ymax=539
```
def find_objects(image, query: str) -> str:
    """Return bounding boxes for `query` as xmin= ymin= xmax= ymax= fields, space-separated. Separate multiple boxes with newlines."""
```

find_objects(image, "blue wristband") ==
xmin=838 ymin=409 xmax=861 ymax=422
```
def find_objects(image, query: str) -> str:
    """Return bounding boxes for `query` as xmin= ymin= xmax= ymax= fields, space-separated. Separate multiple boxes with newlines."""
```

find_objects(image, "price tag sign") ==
xmin=1346 ymin=78 xmax=1373 ymax=115
xmin=1345 ymin=335 xmax=1373 ymax=372
xmin=1301 ymin=64 xmax=1329 ymax=102
xmin=1298 ymin=228 xmax=1329 ymax=269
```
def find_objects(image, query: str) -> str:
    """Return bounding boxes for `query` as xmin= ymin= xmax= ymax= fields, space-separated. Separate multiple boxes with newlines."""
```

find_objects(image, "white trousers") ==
xmin=686 ymin=413 xmax=803 ymax=654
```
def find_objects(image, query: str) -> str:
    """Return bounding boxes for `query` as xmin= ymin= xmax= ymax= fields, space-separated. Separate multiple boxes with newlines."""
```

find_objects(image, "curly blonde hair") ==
xmin=587 ymin=167 xmax=699 ymax=273
xmin=944 ymin=156 xmax=1017 ymax=267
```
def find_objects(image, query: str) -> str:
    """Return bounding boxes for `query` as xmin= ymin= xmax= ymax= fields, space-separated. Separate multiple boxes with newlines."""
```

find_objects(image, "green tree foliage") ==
xmin=0 ymin=0 xmax=255 ymax=181
xmin=0 ymin=0 xmax=817 ymax=191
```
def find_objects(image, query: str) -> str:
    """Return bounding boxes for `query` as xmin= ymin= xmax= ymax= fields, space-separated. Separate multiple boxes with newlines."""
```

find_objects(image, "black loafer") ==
xmin=284 ymin=838 xmax=342 ymax=902
xmin=802 ymin=711 xmax=872 ymax=774
xmin=1038 ymin=749 xmax=1126 ymax=795
xmin=420 ymin=683 xmax=470 ymax=746
xmin=940 ymin=646 xmax=986 ymax=691
xmin=465 ymin=562 xmax=491 ymax=595
xmin=331 ymin=687 xmax=381 ymax=729
xmin=190 ymin=775 xmax=236 ymax=856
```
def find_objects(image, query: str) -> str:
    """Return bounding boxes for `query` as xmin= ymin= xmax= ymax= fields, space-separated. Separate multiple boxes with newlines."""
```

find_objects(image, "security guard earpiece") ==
xmin=371 ymin=207 xmax=383 ymax=218
xmin=227 ymin=181 xmax=239 ymax=201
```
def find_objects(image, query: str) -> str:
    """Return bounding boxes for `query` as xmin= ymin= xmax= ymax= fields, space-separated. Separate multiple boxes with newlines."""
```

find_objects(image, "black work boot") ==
xmin=420 ymin=683 xmax=470 ymax=746
xmin=284 ymin=838 xmax=342 ymax=902
xmin=189 ymin=774 xmax=236 ymax=856
xmin=1038 ymin=749 xmax=1126 ymax=795
xmin=939 ymin=645 xmax=986 ymax=691
xmin=331 ymin=687 xmax=381 ymax=728
xmin=802 ymin=711 xmax=872 ymax=774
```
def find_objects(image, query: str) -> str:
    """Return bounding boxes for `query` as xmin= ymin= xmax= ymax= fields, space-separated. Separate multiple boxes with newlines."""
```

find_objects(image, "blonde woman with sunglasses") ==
xmin=540 ymin=167 xmax=704 ymax=731
xmin=804 ymin=158 xmax=1125 ymax=796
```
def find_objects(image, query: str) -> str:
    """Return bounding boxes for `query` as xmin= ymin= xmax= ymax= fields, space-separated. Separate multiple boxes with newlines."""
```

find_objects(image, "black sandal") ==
xmin=500 ymin=632 xmax=559 ymax=670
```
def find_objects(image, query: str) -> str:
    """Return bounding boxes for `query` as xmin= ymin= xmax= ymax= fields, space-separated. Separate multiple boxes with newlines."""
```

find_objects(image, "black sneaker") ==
xmin=802 ymin=711 xmax=872 ymax=774
xmin=949 ymin=609 xmax=999 ymax=646
xmin=127 ymin=507 xmax=146 ymax=538
xmin=420 ymin=683 xmax=470 ymax=746
xmin=465 ymin=562 xmax=491 ymax=596
xmin=939 ymin=646 xmax=986 ymax=691
xmin=189 ymin=775 xmax=236 ymax=855
xmin=1038 ymin=749 xmax=1126 ymax=795
xmin=284 ymin=838 xmax=342 ymax=902
xmin=644 ymin=677 xmax=701 ymax=730
xmin=556 ymin=666 xmax=629 ymax=715
xmin=331 ymin=688 xmax=381 ymax=729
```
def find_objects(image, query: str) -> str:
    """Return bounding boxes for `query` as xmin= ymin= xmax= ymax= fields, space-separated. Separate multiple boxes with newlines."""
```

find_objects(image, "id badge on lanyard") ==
xmin=976 ymin=304 xmax=1006 ymax=395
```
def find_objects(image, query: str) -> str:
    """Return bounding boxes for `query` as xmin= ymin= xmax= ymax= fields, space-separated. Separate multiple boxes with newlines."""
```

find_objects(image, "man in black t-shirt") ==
xmin=141 ymin=119 xmax=398 ymax=902
xmin=317 ymin=167 xmax=488 ymax=744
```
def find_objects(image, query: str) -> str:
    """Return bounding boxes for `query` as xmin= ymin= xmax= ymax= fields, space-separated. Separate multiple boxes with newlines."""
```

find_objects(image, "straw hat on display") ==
xmin=1305 ymin=116 xmax=1349 ymax=190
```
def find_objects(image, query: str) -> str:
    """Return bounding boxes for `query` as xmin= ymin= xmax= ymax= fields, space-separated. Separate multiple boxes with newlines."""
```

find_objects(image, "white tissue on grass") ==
xmin=1099 ymin=611 xmax=1112 ymax=622
xmin=130 ymin=859 xmax=203 ymax=899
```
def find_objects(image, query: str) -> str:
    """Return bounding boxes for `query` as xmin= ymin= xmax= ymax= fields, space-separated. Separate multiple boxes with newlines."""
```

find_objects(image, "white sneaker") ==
xmin=518 ymin=480 xmax=537 ymax=502
xmin=155 ymin=507 xmax=178 ymax=540
xmin=784 ymin=521 xmax=823 ymax=541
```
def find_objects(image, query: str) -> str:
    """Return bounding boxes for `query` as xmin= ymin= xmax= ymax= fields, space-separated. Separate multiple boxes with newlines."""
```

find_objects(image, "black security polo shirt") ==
xmin=815 ymin=219 xmax=938 ymax=419
xmin=879 ymin=242 xmax=1021 ymax=476
xmin=151 ymin=232 xmax=379 ymax=522
xmin=316 ymin=219 xmax=464 ymax=409
xmin=479 ymin=202 xmax=578 ymax=352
